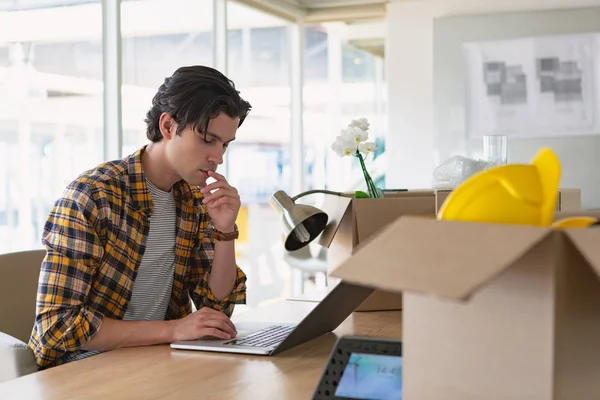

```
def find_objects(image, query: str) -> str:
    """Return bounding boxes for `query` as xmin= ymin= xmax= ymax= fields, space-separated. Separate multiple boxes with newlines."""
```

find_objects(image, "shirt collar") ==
xmin=126 ymin=145 xmax=198 ymax=215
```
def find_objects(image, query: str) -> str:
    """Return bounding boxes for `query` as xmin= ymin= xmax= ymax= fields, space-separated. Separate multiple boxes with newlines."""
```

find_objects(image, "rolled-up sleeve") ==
xmin=32 ymin=183 xmax=105 ymax=365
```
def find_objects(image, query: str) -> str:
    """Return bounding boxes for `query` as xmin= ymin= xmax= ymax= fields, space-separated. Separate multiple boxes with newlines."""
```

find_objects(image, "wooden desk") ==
xmin=0 ymin=302 xmax=401 ymax=400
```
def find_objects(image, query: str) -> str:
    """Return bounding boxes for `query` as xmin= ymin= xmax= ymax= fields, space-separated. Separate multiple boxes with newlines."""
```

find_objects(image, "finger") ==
xmin=199 ymin=327 xmax=231 ymax=340
xmin=200 ymin=180 xmax=232 ymax=194
xmin=207 ymin=197 xmax=240 ymax=210
xmin=203 ymin=189 xmax=239 ymax=203
xmin=200 ymin=318 xmax=237 ymax=338
xmin=207 ymin=170 xmax=227 ymax=181
xmin=197 ymin=308 xmax=237 ymax=333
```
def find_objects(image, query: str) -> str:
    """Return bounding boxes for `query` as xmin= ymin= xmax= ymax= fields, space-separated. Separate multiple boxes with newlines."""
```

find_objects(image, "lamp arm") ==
xmin=291 ymin=189 xmax=354 ymax=202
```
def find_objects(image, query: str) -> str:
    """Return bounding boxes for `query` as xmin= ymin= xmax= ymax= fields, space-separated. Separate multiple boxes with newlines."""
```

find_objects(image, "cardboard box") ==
xmin=317 ymin=190 xmax=436 ymax=311
xmin=331 ymin=211 xmax=600 ymax=399
xmin=435 ymin=188 xmax=581 ymax=214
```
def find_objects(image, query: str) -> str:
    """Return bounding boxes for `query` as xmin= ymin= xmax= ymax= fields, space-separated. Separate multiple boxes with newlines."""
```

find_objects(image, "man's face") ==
xmin=163 ymin=112 xmax=239 ymax=187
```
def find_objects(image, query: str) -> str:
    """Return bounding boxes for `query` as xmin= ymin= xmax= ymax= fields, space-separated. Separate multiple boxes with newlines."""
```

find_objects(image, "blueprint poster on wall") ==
xmin=464 ymin=33 xmax=599 ymax=138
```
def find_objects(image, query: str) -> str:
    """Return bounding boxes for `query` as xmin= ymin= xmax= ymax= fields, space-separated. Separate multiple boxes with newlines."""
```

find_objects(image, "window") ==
xmin=0 ymin=1 xmax=104 ymax=253
xmin=304 ymin=23 xmax=387 ymax=195
xmin=297 ymin=23 xmax=387 ymax=295
xmin=226 ymin=1 xmax=292 ymax=307
xmin=121 ymin=0 xmax=214 ymax=154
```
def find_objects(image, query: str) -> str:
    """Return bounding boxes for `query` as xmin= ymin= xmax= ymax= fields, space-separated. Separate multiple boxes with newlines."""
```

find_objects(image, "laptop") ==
xmin=170 ymin=282 xmax=375 ymax=356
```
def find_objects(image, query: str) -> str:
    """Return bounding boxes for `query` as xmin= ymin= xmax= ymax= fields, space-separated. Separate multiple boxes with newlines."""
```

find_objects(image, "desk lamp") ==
xmin=269 ymin=189 xmax=352 ymax=251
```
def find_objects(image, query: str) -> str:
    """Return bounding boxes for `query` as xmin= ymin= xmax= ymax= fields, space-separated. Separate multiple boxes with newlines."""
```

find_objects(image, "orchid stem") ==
xmin=356 ymin=151 xmax=381 ymax=198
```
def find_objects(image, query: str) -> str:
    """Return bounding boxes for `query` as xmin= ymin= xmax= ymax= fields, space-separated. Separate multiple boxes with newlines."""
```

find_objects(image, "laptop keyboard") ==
xmin=224 ymin=325 xmax=295 ymax=348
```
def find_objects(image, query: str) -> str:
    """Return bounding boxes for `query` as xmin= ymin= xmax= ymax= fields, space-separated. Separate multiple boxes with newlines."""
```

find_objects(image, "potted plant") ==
xmin=331 ymin=118 xmax=383 ymax=198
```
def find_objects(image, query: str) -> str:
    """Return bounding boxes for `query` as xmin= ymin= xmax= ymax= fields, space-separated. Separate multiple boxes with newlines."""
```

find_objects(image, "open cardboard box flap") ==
xmin=564 ymin=227 xmax=600 ymax=275
xmin=317 ymin=192 xmax=436 ymax=248
xmin=352 ymin=198 xmax=436 ymax=243
xmin=330 ymin=211 xmax=600 ymax=301
xmin=316 ymin=195 xmax=353 ymax=248
xmin=313 ymin=191 xmax=437 ymax=312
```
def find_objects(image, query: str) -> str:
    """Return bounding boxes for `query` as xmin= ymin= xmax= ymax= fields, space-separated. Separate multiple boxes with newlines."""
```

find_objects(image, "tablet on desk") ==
xmin=312 ymin=336 xmax=402 ymax=400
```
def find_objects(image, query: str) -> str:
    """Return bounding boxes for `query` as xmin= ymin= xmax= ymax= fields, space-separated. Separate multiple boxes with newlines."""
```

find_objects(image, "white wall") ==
xmin=385 ymin=0 xmax=600 ymax=193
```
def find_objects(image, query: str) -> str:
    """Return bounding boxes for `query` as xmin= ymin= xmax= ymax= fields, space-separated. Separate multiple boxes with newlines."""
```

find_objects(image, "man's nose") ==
xmin=208 ymin=151 xmax=223 ymax=165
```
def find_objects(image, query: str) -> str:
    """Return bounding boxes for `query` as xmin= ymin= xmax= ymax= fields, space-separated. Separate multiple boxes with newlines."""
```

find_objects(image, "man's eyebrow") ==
xmin=206 ymin=131 xmax=236 ymax=143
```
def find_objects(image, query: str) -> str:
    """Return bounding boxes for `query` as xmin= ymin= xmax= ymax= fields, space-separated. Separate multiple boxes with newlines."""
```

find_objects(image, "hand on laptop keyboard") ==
xmin=224 ymin=325 xmax=295 ymax=348
xmin=170 ymin=307 xmax=237 ymax=341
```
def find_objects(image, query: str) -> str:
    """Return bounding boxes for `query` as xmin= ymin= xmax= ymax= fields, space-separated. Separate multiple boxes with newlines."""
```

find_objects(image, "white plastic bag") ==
xmin=432 ymin=155 xmax=493 ymax=190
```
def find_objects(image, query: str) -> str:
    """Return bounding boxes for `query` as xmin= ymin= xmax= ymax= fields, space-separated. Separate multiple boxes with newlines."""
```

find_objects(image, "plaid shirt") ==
xmin=28 ymin=147 xmax=247 ymax=369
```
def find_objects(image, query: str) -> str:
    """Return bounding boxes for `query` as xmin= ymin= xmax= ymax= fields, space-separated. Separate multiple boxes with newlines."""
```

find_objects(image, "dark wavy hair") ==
xmin=144 ymin=65 xmax=252 ymax=142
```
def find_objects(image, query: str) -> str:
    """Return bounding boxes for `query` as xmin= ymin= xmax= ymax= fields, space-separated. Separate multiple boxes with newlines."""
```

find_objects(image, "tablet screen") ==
xmin=334 ymin=352 xmax=402 ymax=400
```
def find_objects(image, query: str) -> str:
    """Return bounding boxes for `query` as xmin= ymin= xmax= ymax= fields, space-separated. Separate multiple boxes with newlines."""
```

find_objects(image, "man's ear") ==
xmin=159 ymin=113 xmax=177 ymax=140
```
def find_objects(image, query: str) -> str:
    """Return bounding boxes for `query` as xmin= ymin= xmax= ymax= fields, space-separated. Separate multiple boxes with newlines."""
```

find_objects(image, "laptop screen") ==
xmin=272 ymin=282 xmax=375 ymax=354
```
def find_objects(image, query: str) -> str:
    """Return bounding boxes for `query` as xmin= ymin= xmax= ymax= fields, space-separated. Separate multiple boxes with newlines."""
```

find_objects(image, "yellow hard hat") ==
xmin=438 ymin=148 xmax=561 ymax=227
xmin=552 ymin=216 xmax=598 ymax=229
xmin=531 ymin=148 xmax=561 ymax=227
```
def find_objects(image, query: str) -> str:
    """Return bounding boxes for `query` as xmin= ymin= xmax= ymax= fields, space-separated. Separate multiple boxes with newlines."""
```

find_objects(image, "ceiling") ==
xmin=295 ymin=0 xmax=385 ymax=7
xmin=238 ymin=0 xmax=387 ymax=23
xmin=239 ymin=0 xmax=387 ymax=56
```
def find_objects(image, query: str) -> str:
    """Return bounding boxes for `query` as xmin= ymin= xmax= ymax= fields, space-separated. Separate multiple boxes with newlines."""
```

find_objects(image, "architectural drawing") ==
xmin=464 ymin=33 xmax=599 ymax=138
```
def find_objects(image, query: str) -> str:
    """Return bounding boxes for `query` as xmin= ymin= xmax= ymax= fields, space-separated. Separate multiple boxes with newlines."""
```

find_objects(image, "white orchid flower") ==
xmin=331 ymin=135 xmax=357 ymax=157
xmin=359 ymin=141 xmax=377 ymax=154
xmin=349 ymin=118 xmax=370 ymax=131
xmin=342 ymin=144 xmax=356 ymax=156
xmin=343 ymin=126 xmax=369 ymax=145
xmin=329 ymin=117 xmax=382 ymax=198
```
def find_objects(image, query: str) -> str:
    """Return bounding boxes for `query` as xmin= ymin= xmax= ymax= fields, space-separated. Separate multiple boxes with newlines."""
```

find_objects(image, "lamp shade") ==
xmin=269 ymin=190 xmax=329 ymax=251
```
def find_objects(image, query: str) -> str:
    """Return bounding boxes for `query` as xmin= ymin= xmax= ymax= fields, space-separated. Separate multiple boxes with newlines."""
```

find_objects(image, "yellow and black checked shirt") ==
xmin=28 ymin=146 xmax=247 ymax=369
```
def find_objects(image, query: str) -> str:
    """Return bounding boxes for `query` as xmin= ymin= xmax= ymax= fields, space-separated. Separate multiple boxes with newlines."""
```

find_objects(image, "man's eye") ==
xmin=203 ymin=137 xmax=214 ymax=144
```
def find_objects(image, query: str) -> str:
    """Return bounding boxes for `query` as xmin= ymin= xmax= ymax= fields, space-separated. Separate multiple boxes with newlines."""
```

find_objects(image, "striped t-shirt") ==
xmin=63 ymin=179 xmax=176 ymax=363
xmin=123 ymin=179 xmax=176 ymax=321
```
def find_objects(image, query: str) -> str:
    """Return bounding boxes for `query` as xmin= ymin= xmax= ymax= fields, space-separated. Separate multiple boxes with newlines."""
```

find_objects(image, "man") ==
xmin=28 ymin=65 xmax=251 ymax=369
